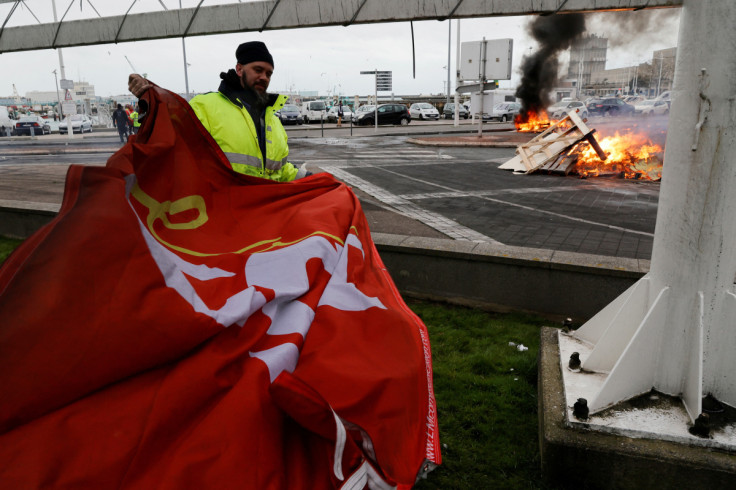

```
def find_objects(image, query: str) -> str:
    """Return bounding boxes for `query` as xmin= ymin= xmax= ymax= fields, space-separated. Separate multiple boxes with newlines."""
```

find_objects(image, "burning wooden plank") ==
xmin=499 ymin=110 xmax=605 ymax=174
xmin=571 ymin=131 xmax=664 ymax=180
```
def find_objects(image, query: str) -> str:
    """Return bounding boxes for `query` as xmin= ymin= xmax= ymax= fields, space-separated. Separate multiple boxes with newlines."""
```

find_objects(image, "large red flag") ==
xmin=0 ymin=87 xmax=440 ymax=488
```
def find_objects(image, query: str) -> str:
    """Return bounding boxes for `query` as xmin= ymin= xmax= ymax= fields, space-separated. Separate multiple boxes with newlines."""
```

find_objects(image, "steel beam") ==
xmin=0 ymin=0 xmax=682 ymax=53
xmin=574 ymin=0 xmax=736 ymax=422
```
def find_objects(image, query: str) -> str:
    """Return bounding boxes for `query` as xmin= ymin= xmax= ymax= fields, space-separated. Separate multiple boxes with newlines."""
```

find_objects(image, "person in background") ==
xmin=131 ymin=105 xmax=140 ymax=134
xmin=112 ymin=104 xmax=130 ymax=144
xmin=124 ymin=105 xmax=135 ymax=136
xmin=128 ymin=41 xmax=307 ymax=181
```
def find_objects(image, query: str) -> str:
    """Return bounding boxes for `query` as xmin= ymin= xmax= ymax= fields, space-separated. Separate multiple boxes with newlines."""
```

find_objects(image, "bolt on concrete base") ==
xmin=538 ymin=327 xmax=736 ymax=489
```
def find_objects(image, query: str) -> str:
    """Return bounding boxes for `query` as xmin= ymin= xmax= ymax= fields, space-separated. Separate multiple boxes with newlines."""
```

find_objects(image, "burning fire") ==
xmin=572 ymin=131 xmax=664 ymax=180
xmin=515 ymin=109 xmax=553 ymax=132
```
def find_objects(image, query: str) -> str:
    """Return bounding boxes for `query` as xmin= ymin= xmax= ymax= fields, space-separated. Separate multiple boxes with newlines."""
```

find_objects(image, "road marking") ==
xmin=305 ymin=159 xmax=451 ymax=168
xmin=373 ymin=166 xmax=655 ymax=238
xmin=403 ymin=186 xmax=591 ymax=200
xmin=321 ymin=165 xmax=502 ymax=244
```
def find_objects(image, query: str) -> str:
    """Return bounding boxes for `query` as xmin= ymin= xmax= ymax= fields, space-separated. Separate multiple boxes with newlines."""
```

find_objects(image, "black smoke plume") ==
xmin=515 ymin=13 xmax=586 ymax=121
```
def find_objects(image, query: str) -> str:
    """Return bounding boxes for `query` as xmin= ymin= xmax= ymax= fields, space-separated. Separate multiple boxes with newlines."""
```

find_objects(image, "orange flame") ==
xmin=572 ymin=131 xmax=664 ymax=180
xmin=515 ymin=109 xmax=552 ymax=132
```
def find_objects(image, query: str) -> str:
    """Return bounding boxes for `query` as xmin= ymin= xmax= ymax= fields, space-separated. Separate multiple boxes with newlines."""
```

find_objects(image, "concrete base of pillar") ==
xmin=538 ymin=327 xmax=736 ymax=489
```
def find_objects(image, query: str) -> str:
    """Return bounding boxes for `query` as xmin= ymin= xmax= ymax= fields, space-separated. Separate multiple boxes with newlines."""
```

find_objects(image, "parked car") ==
xmin=488 ymin=102 xmax=521 ymax=122
xmin=0 ymin=106 xmax=14 ymax=136
xmin=301 ymin=100 xmax=327 ymax=124
xmin=587 ymin=97 xmax=635 ymax=117
xmin=59 ymin=114 xmax=93 ymax=134
xmin=326 ymin=105 xmax=353 ymax=123
xmin=656 ymin=91 xmax=672 ymax=108
xmin=633 ymin=99 xmax=669 ymax=116
xmin=547 ymin=100 xmax=588 ymax=120
xmin=409 ymin=103 xmax=440 ymax=121
xmin=624 ymin=95 xmax=646 ymax=104
xmin=352 ymin=105 xmax=375 ymax=123
xmin=442 ymin=103 xmax=469 ymax=119
xmin=354 ymin=103 xmax=410 ymax=126
xmin=14 ymin=115 xmax=50 ymax=135
xmin=276 ymin=104 xmax=303 ymax=125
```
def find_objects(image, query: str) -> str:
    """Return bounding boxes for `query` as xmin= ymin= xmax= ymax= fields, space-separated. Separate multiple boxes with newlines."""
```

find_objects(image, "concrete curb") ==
xmin=538 ymin=327 xmax=736 ymax=489
xmin=407 ymin=137 xmax=517 ymax=148
xmin=372 ymin=233 xmax=646 ymax=321
xmin=1 ymin=147 xmax=121 ymax=156
xmin=287 ymin=123 xmax=514 ymax=140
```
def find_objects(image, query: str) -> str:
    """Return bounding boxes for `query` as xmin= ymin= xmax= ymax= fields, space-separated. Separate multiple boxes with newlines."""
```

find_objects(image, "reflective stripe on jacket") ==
xmin=189 ymin=92 xmax=298 ymax=182
xmin=131 ymin=111 xmax=140 ymax=128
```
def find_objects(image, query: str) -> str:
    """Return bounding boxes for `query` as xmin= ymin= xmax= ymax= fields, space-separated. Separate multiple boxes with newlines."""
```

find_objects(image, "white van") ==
xmin=301 ymin=100 xmax=327 ymax=124
xmin=0 ymin=106 xmax=14 ymax=136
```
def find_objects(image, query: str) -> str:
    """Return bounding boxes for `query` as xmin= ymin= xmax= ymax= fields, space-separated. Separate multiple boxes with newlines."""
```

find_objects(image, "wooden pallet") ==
xmin=499 ymin=111 xmax=604 ymax=174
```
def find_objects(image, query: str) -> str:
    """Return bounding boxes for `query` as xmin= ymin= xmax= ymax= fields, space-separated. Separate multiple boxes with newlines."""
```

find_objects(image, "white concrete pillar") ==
xmin=574 ymin=0 xmax=736 ymax=422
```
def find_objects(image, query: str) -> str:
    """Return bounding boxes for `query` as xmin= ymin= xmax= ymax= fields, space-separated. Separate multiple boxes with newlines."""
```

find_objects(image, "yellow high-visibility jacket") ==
xmin=131 ymin=111 xmax=140 ymax=128
xmin=190 ymin=91 xmax=299 ymax=182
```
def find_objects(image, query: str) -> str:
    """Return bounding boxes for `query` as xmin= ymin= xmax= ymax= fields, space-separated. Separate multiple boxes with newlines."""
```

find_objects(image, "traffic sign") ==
xmin=60 ymin=79 xmax=73 ymax=90
xmin=64 ymin=89 xmax=73 ymax=101
xmin=376 ymin=70 xmax=392 ymax=91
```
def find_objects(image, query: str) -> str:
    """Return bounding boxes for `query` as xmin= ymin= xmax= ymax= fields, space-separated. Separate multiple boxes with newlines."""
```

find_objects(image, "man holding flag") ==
xmin=129 ymin=41 xmax=306 ymax=181
xmin=0 ymin=45 xmax=440 ymax=488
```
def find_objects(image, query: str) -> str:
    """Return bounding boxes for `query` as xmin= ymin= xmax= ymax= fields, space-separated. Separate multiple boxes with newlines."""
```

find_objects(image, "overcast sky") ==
xmin=0 ymin=1 xmax=680 ymax=99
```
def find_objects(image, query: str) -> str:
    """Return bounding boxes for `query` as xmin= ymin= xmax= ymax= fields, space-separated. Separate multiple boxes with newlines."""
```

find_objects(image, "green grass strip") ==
xmin=0 ymin=236 xmax=23 ymax=264
xmin=410 ymin=299 xmax=551 ymax=489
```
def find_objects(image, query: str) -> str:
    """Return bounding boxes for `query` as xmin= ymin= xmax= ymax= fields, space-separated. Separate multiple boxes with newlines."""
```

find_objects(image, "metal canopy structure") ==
xmin=0 ymin=0 xmax=682 ymax=53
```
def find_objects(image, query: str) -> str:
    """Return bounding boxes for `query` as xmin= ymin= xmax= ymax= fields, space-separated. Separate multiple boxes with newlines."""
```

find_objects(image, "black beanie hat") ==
xmin=236 ymin=41 xmax=274 ymax=68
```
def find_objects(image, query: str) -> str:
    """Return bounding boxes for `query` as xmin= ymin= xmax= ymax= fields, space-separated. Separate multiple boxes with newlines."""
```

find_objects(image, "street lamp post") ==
xmin=454 ymin=19 xmax=461 ymax=126
xmin=180 ymin=0 xmax=190 ymax=98
xmin=52 ymin=69 xmax=62 ymax=120
xmin=446 ymin=21 xmax=451 ymax=104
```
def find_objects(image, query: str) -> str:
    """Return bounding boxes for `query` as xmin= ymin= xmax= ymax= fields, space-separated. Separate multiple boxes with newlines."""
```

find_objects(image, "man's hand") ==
xmin=128 ymin=74 xmax=151 ymax=98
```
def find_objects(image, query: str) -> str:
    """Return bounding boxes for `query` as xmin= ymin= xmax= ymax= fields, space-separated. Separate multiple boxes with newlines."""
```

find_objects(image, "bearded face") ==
xmin=237 ymin=61 xmax=273 ymax=104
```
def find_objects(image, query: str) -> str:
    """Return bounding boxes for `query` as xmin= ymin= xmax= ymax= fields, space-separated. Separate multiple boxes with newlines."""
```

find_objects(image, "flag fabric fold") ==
xmin=0 ymin=87 xmax=440 ymax=489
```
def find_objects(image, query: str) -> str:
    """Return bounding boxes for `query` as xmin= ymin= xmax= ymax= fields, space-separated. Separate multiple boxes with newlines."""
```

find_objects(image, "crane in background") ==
xmin=12 ymin=84 xmax=22 ymax=105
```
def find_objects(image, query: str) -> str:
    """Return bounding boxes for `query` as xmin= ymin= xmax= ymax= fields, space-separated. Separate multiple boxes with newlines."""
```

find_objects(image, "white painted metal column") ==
xmin=574 ymin=0 xmax=736 ymax=422
xmin=454 ymin=19 xmax=461 ymax=126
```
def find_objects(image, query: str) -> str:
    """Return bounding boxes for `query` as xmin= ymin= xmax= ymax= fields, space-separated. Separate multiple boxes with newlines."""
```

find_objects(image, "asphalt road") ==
xmin=0 ymin=119 xmax=661 ymax=260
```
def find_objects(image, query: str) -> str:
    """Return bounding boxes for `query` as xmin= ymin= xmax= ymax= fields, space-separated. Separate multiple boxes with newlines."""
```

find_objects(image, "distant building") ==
xmin=567 ymin=34 xmax=608 ymax=90
xmin=651 ymin=47 xmax=677 ymax=96
xmin=26 ymin=81 xmax=96 ymax=105
xmin=587 ymin=47 xmax=677 ymax=97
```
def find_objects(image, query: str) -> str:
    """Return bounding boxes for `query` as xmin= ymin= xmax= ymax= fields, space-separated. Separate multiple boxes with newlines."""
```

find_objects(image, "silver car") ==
xmin=327 ymin=105 xmax=353 ymax=123
xmin=409 ymin=103 xmax=440 ymax=121
xmin=59 ymin=114 xmax=93 ymax=134
xmin=488 ymin=102 xmax=521 ymax=122
xmin=547 ymin=100 xmax=588 ymax=120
